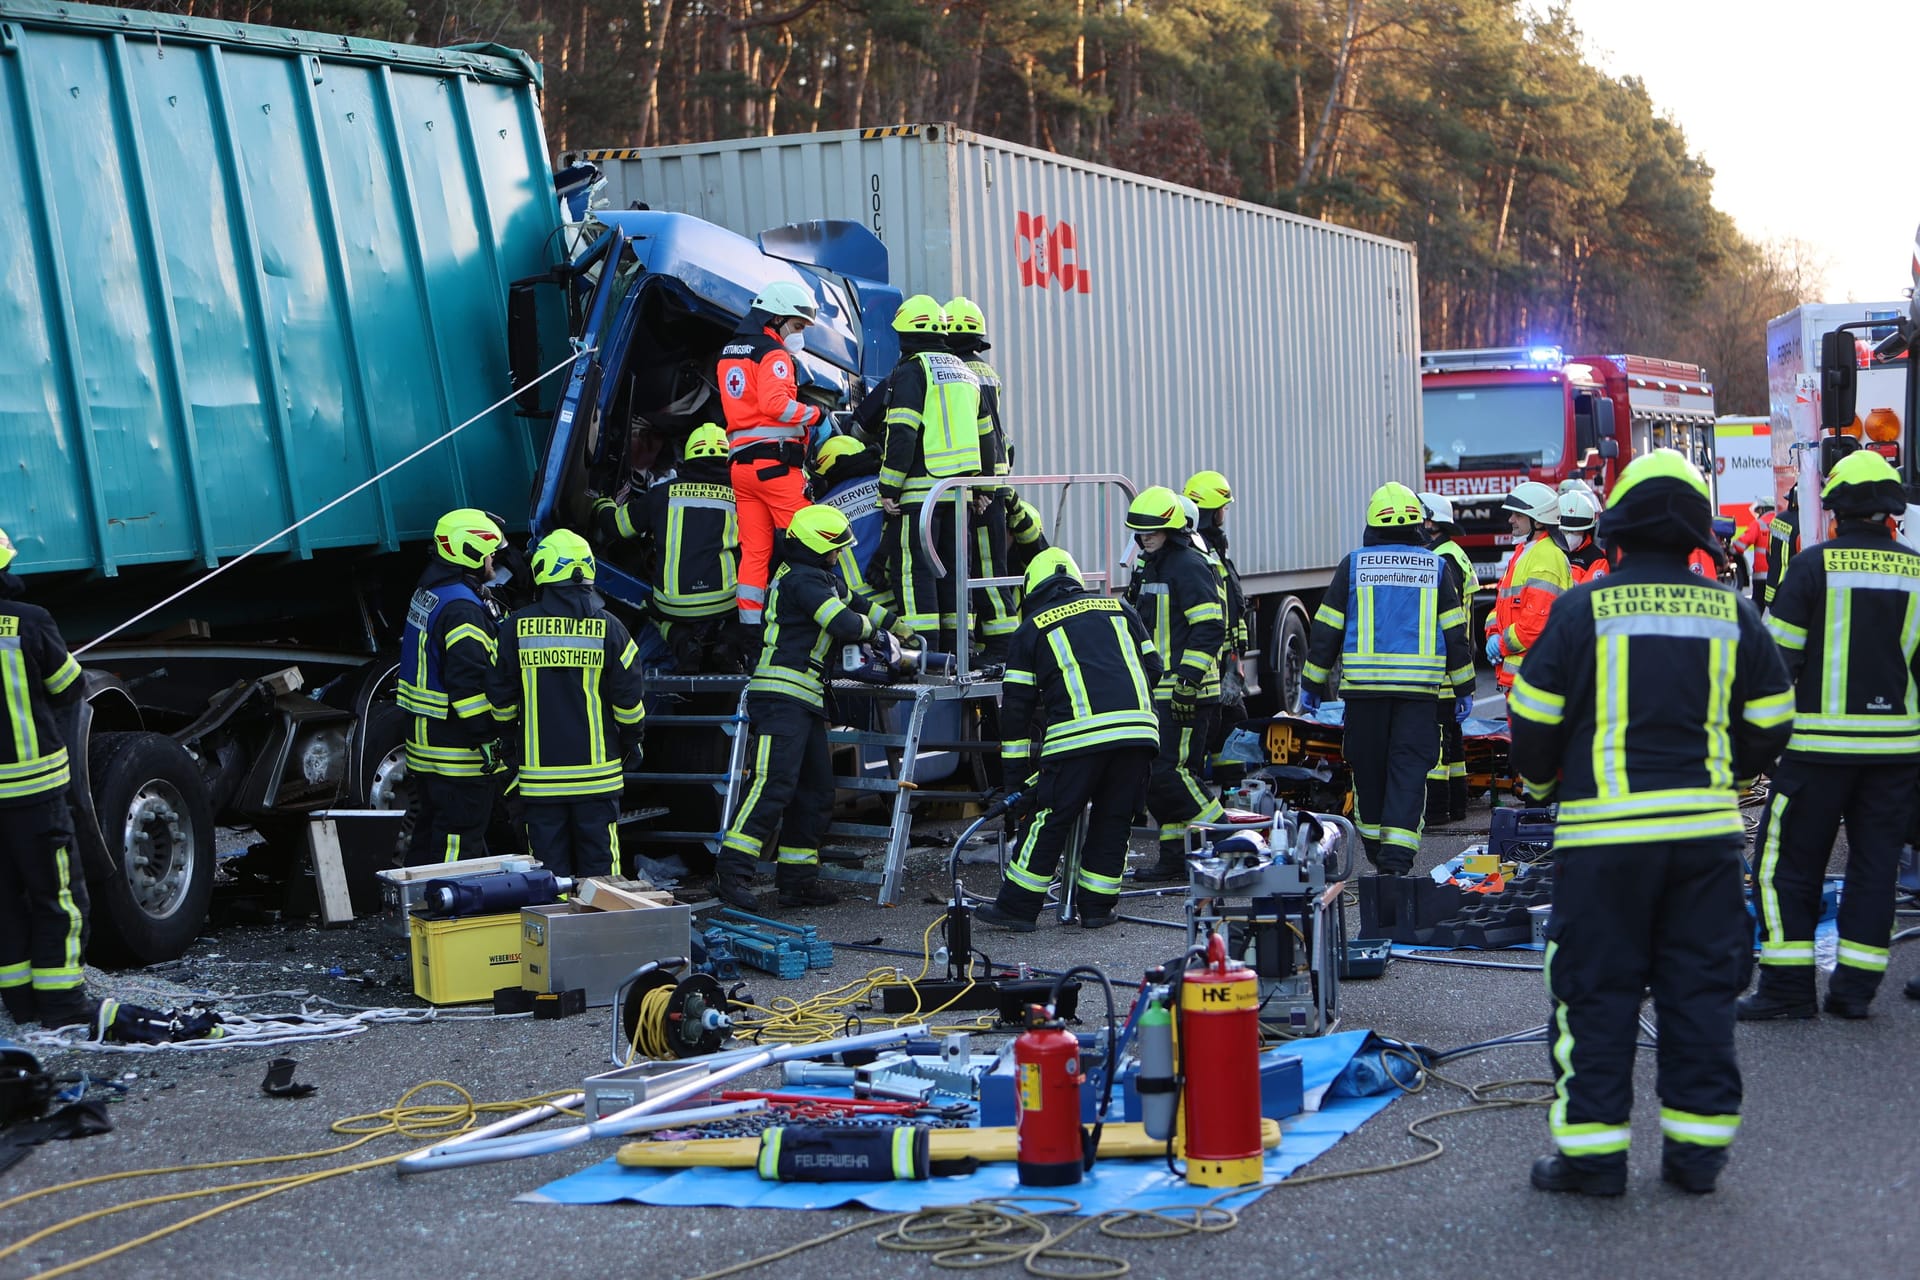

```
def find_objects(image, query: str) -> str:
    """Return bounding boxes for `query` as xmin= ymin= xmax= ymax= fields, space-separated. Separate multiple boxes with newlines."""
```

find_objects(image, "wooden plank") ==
xmin=306 ymin=817 xmax=355 ymax=926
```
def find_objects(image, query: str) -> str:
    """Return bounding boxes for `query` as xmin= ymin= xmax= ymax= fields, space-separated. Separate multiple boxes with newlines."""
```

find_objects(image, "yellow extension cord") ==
xmin=0 ymin=1082 xmax=579 ymax=1280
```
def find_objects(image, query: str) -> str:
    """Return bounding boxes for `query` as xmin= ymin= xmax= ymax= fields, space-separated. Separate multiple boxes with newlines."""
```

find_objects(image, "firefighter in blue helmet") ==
xmin=488 ymin=530 xmax=646 ymax=878
xmin=1509 ymin=449 xmax=1793 ymax=1198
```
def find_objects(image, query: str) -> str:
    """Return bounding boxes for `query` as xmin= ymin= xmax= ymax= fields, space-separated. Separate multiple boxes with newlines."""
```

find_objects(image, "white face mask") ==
xmin=783 ymin=331 xmax=806 ymax=354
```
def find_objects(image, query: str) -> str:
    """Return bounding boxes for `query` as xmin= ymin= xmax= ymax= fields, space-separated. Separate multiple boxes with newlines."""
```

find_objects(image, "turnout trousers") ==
xmin=894 ymin=498 xmax=962 ymax=646
xmin=967 ymin=493 xmax=1018 ymax=650
xmin=1426 ymin=700 xmax=1468 ymax=824
xmin=1543 ymin=835 xmax=1749 ymax=1180
xmin=1753 ymin=758 xmax=1917 ymax=1002
xmin=408 ymin=772 xmax=496 ymax=863
xmin=995 ymin=746 xmax=1154 ymax=921
xmin=1342 ymin=696 xmax=1439 ymax=874
xmin=0 ymin=793 xmax=92 ymax=1026
xmin=523 ymin=796 xmax=622 ymax=879
xmin=732 ymin=457 xmax=809 ymax=625
xmin=1147 ymin=702 xmax=1223 ymax=866
xmin=718 ymin=694 xmax=833 ymax=890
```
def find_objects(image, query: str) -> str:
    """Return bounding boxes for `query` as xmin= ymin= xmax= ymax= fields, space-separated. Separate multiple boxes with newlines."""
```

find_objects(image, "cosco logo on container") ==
xmin=1017 ymin=212 xmax=1091 ymax=294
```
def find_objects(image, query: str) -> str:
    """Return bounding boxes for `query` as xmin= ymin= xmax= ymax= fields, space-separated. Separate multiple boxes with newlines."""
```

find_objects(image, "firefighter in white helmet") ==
xmin=1486 ymin=481 xmax=1571 ymax=692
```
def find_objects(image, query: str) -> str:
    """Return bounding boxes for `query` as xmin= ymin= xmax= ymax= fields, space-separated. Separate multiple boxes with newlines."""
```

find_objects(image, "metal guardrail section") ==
xmin=917 ymin=474 xmax=1140 ymax=681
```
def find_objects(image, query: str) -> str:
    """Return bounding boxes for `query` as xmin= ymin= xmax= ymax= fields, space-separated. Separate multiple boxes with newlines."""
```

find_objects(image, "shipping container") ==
xmin=580 ymin=125 xmax=1422 ymax=609
xmin=0 ymin=0 xmax=561 ymax=592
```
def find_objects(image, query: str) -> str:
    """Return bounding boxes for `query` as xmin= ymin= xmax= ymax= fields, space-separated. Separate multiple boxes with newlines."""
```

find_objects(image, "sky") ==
xmin=1555 ymin=0 xmax=1920 ymax=304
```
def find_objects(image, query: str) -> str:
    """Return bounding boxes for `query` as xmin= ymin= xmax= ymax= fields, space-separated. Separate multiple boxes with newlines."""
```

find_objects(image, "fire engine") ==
xmin=1421 ymin=346 xmax=1718 ymax=590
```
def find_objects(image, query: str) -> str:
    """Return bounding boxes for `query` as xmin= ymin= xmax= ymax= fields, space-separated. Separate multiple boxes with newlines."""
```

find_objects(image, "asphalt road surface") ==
xmin=4 ymin=802 xmax=1916 ymax=1280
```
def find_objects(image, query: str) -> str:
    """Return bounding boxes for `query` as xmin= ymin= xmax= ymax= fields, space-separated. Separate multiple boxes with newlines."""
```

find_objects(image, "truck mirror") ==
xmin=1821 ymin=329 xmax=1858 ymax=430
xmin=1597 ymin=438 xmax=1619 ymax=460
xmin=1594 ymin=399 xmax=1616 ymax=440
xmin=1819 ymin=433 xmax=1860 ymax=477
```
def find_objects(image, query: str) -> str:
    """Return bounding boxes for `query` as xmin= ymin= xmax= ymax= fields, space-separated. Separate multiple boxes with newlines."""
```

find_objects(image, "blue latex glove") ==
xmin=1455 ymin=695 xmax=1474 ymax=724
xmin=1484 ymin=634 xmax=1503 ymax=665
xmin=1298 ymin=688 xmax=1321 ymax=715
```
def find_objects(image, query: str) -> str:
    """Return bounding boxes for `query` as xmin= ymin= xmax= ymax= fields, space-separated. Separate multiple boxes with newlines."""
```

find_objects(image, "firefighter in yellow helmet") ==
xmin=945 ymin=297 xmax=1019 ymax=659
xmin=0 ymin=526 xmax=98 ymax=1028
xmin=1124 ymin=486 xmax=1229 ymax=881
xmin=1184 ymin=470 xmax=1248 ymax=738
xmin=808 ymin=433 xmax=893 ymax=607
xmin=595 ymin=424 xmax=745 ymax=672
xmin=847 ymin=295 xmax=986 ymax=654
xmin=1509 ymin=449 xmax=1792 ymax=1197
xmin=1302 ymin=483 xmax=1474 ymax=875
xmin=716 ymin=505 xmax=916 ymax=912
xmin=486 ymin=531 xmax=646 ymax=878
xmin=398 ymin=509 xmax=509 ymax=861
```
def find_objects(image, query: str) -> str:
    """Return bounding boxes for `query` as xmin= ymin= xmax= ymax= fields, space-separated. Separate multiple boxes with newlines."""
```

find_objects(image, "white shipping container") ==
xmin=581 ymin=124 xmax=1422 ymax=602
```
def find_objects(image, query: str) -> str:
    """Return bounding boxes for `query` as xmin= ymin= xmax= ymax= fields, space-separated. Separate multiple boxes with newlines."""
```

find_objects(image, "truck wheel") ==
xmin=86 ymin=731 xmax=215 ymax=966
xmin=1271 ymin=602 xmax=1312 ymax=715
xmin=351 ymin=700 xmax=413 ymax=862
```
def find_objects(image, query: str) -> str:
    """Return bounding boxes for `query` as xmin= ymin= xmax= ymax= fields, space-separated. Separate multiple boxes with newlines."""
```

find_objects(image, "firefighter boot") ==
xmin=714 ymin=854 xmax=762 ymax=911
xmin=1448 ymin=778 xmax=1470 ymax=824
xmin=1131 ymin=839 xmax=1189 ymax=884
xmin=1660 ymin=1139 xmax=1725 ymax=1194
xmin=1530 ymin=1154 xmax=1626 ymax=1197
xmin=775 ymin=865 xmax=839 ymax=909
xmin=1825 ymin=969 xmax=1879 ymax=1020
xmin=1 ymin=985 xmax=36 ymax=1025
xmin=1905 ymin=972 xmax=1920 ymax=1000
xmin=975 ymin=901 xmax=1039 ymax=933
xmin=1424 ymin=779 xmax=1449 ymax=828
xmin=1736 ymin=969 xmax=1817 ymax=1021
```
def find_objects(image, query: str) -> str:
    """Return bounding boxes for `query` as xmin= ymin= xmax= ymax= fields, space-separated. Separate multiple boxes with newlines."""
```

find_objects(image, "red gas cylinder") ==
xmin=1013 ymin=1005 xmax=1084 ymax=1186
xmin=1179 ymin=931 xmax=1264 ymax=1187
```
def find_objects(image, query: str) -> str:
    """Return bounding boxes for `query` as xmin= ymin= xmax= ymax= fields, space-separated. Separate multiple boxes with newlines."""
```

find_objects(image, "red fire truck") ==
xmin=1420 ymin=346 xmax=1718 ymax=591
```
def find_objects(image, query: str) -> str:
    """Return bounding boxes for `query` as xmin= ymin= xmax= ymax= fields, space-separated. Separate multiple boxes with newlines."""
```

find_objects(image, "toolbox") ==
xmin=378 ymin=855 xmax=542 ymax=939
xmin=410 ymin=912 xmax=524 ymax=1004
xmin=520 ymin=901 xmax=693 ymax=1007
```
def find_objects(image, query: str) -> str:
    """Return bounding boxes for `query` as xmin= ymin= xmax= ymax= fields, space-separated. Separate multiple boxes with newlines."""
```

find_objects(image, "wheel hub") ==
xmin=368 ymin=746 xmax=410 ymax=811
xmin=124 ymin=779 xmax=193 ymax=916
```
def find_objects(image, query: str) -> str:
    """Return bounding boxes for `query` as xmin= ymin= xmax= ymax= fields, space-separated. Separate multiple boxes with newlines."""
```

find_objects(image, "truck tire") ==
xmin=1269 ymin=601 xmax=1312 ymax=715
xmin=85 ymin=731 xmax=216 ymax=966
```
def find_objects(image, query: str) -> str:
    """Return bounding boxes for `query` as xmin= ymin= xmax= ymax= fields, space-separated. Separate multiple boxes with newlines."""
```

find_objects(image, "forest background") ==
xmin=136 ymin=0 xmax=1826 ymax=413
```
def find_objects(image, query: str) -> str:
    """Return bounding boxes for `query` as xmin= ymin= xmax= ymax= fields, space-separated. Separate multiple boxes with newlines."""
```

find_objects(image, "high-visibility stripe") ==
xmin=1742 ymin=690 xmax=1796 ymax=729
xmin=1767 ymin=616 xmax=1808 ymax=649
xmin=776 ymin=846 xmax=816 ymax=866
xmin=1007 ymin=810 xmax=1056 ymax=892
xmin=44 ymin=654 xmax=82 ymax=696
xmin=1553 ymin=809 xmax=1745 ymax=848
xmin=1758 ymin=941 xmax=1815 ymax=966
xmin=1659 ymin=1108 xmax=1739 ymax=1147
xmin=0 ymin=961 xmax=28 ymax=988
xmin=1048 ymin=630 xmax=1093 ymax=721
xmin=1593 ymin=634 xmax=1629 ymax=798
xmin=3 ymin=649 xmax=36 ymax=761
xmin=1836 ymin=939 xmax=1890 ymax=971
xmin=1546 ymin=939 xmax=1632 ymax=1158
xmin=1507 ymin=675 xmax=1564 ymax=725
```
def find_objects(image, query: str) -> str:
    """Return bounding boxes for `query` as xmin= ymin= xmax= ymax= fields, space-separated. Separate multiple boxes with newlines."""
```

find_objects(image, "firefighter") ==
xmin=714 ymin=505 xmax=916 ymax=910
xmin=1126 ymin=486 xmax=1230 ymax=882
xmin=1741 ymin=451 xmax=1919 ymax=1021
xmin=594 ymin=424 xmax=745 ymax=673
xmin=1509 ymin=448 xmax=1793 ymax=1197
xmin=1420 ymin=493 xmax=1476 ymax=825
xmin=1005 ymin=498 xmax=1050 ymax=579
xmin=1486 ymin=481 xmax=1571 ymax=691
xmin=809 ymin=434 xmax=890 ymax=605
xmin=1186 ymin=471 xmax=1249 ymax=716
xmin=1557 ymin=490 xmax=1609 ymax=583
xmin=399 ymin=509 xmax=508 ymax=862
xmin=1302 ymin=484 xmax=1474 ymax=875
xmin=1732 ymin=497 xmax=1775 ymax=604
xmin=975 ymin=547 xmax=1162 ymax=932
xmin=1760 ymin=485 xmax=1799 ymax=612
xmin=946 ymin=297 xmax=1019 ymax=659
xmin=0 ymin=527 xmax=96 ymax=1028
xmin=855 ymin=295 xmax=984 ymax=653
xmin=487 ymin=531 xmax=645 ymax=879
xmin=718 ymin=281 xmax=824 ymax=627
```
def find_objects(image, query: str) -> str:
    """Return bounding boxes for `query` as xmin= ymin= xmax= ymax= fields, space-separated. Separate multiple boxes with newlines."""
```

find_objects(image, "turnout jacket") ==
xmin=487 ymin=583 xmax=646 ymax=799
xmin=1508 ymin=552 xmax=1794 ymax=849
xmin=1306 ymin=533 xmax=1474 ymax=701
xmin=1199 ymin=526 xmax=1250 ymax=654
xmin=397 ymin=561 xmax=499 ymax=777
xmin=0 ymin=576 xmax=83 ymax=806
xmin=1125 ymin=534 xmax=1227 ymax=702
xmin=600 ymin=460 xmax=740 ymax=620
xmin=1000 ymin=579 xmax=1162 ymax=767
xmin=865 ymin=349 xmax=986 ymax=504
xmin=1764 ymin=524 xmax=1920 ymax=759
xmin=749 ymin=560 xmax=900 ymax=713
xmin=1429 ymin=536 xmax=1477 ymax=700
xmin=1761 ymin=489 xmax=1799 ymax=611
xmin=1487 ymin=531 xmax=1571 ymax=687
xmin=955 ymin=346 xmax=1011 ymax=477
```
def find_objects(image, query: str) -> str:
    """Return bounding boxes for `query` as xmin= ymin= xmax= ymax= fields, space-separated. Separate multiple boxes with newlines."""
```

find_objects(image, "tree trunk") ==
xmin=1295 ymin=0 xmax=1364 ymax=193
xmin=852 ymin=32 xmax=874 ymax=127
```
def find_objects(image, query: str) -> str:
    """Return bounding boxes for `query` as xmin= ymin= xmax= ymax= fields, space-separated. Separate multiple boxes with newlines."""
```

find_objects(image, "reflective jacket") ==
xmin=1508 ymin=554 xmax=1793 ymax=849
xmin=398 ymin=562 xmax=499 ymax=778
xmin=1305 ymin=537 xmax=1474 ymax=701
xmin=1125 ymin=535 xmax=1226 ymax=702
xmin=1488 ymin=532 xmax=1571 ymax=688
xmin=1761 ymin=491 xmax=1799 ymax=611
xmin=1565 ymin=537 xmax=1610 ymax=585
xmin=0 ymin=579 xmax=83 ymax=806
xmin=1199 ymin=525 xmax=1250 ymax=654
xmin=1764 ymin=526 xmax=1920 ymax=759
xmin=961 ymin=353 xmax=1011 ymax=477
xmin=601 ymin=462 xmax=739 ymax=620
xmin=717 ymin=322 xmax=821 ymax=455
xmin=1734 ymin=511 xmax=1773 ymax=578
xmin=876 ymin=352 xmax=984 ymax=503
xmin=1001 ymin=579 xmax=1162 ymax=766
xmin=1430 ymin=537 xmax=1477 ymax=701
xmin=487 ymin=583 xmax=646 ymax=799
xmin=749 ymin=560 xmax=899 ymax=713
